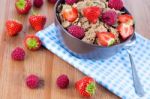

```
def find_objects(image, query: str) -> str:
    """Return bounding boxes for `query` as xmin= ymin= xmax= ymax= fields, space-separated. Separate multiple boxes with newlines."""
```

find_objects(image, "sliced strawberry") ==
xmin=6 ymin=20 xmax=23 ymax=36
xmin=83 ymin=6 xmax=102 ymax=24
xmin=96 ymin=32 xmax=116 ymax=46
xmin=117 ymin=23 xmax=134 ymax=40
xmin=118 ymin=14 xmax=134 ymax=25
xmin=24 ymin=34 xmax=41 ymax=51
xmin=62 ymin=5 xmax=78 ymax=22
xmin=75 ymin=77 xmax=96 ymax=97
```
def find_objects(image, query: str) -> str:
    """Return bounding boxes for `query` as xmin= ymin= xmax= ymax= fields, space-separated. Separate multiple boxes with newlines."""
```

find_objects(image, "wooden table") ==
xmin=0 ymin=0 xmax=149 ymax=99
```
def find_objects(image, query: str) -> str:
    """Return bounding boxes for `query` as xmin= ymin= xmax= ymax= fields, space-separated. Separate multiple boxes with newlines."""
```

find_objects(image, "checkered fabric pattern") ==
xmin=36 ymin=24 xmax=150 ymax=99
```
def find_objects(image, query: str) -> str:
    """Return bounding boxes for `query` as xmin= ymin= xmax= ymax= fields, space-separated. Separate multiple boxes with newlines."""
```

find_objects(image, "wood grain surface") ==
xmin=0 ymin=0 xmax=149 ymax=99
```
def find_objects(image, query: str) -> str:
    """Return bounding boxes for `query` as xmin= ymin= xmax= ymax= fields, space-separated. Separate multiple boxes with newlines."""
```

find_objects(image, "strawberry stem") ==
xmin=26 ymin=38 xmax=38 ymax=49
xmin=16 ymin=0 xmax=25 ymax=9
xmin=86 ymin=82 xmax=96 ymax=95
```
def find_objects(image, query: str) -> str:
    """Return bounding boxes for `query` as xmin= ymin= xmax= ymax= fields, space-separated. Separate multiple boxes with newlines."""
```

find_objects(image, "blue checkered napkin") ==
xmin=36 ymin=24 xmax=150 ymax=99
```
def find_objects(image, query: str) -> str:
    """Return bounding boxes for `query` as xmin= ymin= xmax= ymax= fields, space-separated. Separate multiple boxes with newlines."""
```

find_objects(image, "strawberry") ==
xmin=24 ymin=34 xmax=41 ymax=51
xmin=29 ymin=15 xmax=46 ymax=31
xmin=117 ymin=23 xmax=134 ymax=40
xmin=96 ymin=32 xmax=116 ymax=46
xmin=83 ymin=6 xmax=102 ymax=24
xmin=118 ymin=14 xmax=134 ymax=25
xmin=75 ymin=77 xmax=96 ymax=97
xmin=15 ymin=0 xmax=32 ymax=14
xmin=62 ymin=5 xmax=78 ymax=22
xmin=6 ymin=20 xmax=23 ymax=36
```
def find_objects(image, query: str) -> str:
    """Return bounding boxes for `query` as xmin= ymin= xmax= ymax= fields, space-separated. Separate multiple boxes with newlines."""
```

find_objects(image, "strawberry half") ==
xmin=117 ymin=23 xmax=134 ymax=40
xmin=29 ymin=15 xmax=46 ymax=31
xmin=83 ymin=6 xmax=102 ymax=24
xmin=62 ymin=5 xmax=78 ymax=22
xmin=15 ymin=0 xmax=32 ymax=14
xmin=75 ymin=77 xmax=96 ymax=97
xmin=118 ymin=14 xmax=134 ymax=25
xmin=96 ymin=32 xmax=116 ymax=46
xmin=24 ymin=34 xmax=41 ymax=51
xmin=6 ymin=20 xmax=23 ymax=36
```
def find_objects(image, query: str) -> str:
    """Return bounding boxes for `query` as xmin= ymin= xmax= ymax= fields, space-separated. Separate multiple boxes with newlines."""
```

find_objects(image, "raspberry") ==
xmin=65 ymin=0 xmax=77 ymax=5
xmin=68 ymin=25 xmax=85 ymax=39
xmin=108 ymin=0 xmax=124 ymax=10
xmin=56 ymin=74 xmax=69 ymax=89
xmin=26 ymin=74 xmax=40 ymax=89
xmin=33 ymin=0 xmax=43 ymax=8
xmin=102 ymin=10 xmax=117 ymax=26
xmin=48 ymin=0 xmax=57 ymax=4
xmin=11 ymin=47 xmax=25 ymax=61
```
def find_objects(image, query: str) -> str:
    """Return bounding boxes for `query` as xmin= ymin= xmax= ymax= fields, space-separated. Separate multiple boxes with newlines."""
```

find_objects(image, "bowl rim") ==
xmin=54 ymin=0 xmax=135 ymax=48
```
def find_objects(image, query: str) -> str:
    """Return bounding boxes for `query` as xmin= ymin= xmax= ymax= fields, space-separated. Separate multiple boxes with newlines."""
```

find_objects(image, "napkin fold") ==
xmin=36 ymin=24 xmax=150 ymax=99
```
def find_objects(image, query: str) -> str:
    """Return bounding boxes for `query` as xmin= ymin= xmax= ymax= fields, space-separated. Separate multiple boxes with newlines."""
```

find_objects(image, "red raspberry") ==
xmin=26 ymin=74 xmax=40 ymax=89
xmin=48 ymin=0 xmax=57 ymax=4
xmin=33 ymin=0 xmax=43 ymax=8
xmin=108 ymin=0 xmax=124 ymax=10
xmin=68 ymin=25 xmax=85 ymax=39
xmin=65 ymin=0 xmax=77 ymax=5
xmin=56 ymin=74 xmax=69 ymax=89
xmin=102 ymin=10 xmax=117 ymax=26
xmin=11 ymin=47 xmax=25 ymax=61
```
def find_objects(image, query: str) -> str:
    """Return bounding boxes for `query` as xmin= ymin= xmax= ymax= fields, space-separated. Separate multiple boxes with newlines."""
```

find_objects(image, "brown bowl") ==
xmin=54 ymin=0 xmax=135 ymax=59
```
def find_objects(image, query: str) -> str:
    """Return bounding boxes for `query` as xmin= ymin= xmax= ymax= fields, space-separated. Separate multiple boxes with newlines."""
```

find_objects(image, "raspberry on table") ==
xmin=33 ymin=0 xmax=43 ymax=8
xmin=56 ymin=74 xmax=69 ymax=89
xmin=11 ymin=47 xmax=25 ymax=61
xmin=26 ymin=74 xmax=40 ymax=89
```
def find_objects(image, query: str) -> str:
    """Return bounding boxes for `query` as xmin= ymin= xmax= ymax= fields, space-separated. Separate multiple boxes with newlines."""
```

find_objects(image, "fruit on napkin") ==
xmin=65 ymin=0 xmax=77 ymax=5
xmin=11 ymin=47 xmax=25 ymax=61
xmin=33 ymin=0 xmax=43 ymax=8
xmin=108 ymin=0 xmax=123 ymax=10
xmin=102 ymin=10 xmax=117 ymax=26
xmin=29 ymin=15 xmax=46 ymax=31
xmin=24 ymin=34 xmax=41 ymax=51
xmin=48 ymin=0 xmax=57 ymax=4
xmin=96 ymin=32 xmax=116 ymax=47
xmin=118 ymin=14 xmax=134 ymax=26
xmin=56 ymin=74 xmax=69 ymax=89
xmin=62 ymin=5 xmax=78 ymax=22
xmin=6 ymin=20 xmax=23 ymax=36
xmin=83 ymin=6 xmax=102 ymax=24
xmin=67 ymin=25 xmax=85 ymax=39
xmin=75 ymin=76 xmax=96 ymax=97
xmin=26 ymin=74 xmax=40 ymax=89
xmin=15 ymin=0 xmax=32 ymax=14
xmin=117 ymin=23 xmax=134 ymax=40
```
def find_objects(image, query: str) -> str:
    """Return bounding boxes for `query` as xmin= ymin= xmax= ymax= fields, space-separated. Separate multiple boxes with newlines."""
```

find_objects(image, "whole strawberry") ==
xmin=75 ymin=76 xmax=96 ymax=97
xmin=6 ymin=20 xmax=23 ymax=36
xmin=29 ymin=15 xmax=46 ymax=31
xmin=24 ymin=34 xmax=41 ymax=51
xmin=33 ymin=0 xmax=43 ymax=8
xmin=15 ymin=0 xmax=32 ymax=14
